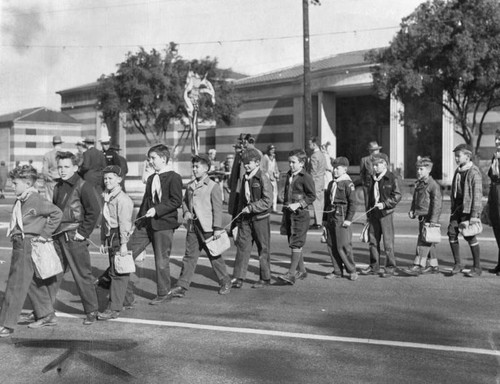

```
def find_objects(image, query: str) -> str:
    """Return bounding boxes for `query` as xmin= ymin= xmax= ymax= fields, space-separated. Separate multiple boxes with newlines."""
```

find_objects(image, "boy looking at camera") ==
xmin=231 ymin=148 xmax=273 ymax=289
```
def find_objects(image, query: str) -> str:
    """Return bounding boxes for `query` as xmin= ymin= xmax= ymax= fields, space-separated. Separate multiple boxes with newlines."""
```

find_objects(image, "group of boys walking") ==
xmin=0 ymin=137 xmax=490 ymax=338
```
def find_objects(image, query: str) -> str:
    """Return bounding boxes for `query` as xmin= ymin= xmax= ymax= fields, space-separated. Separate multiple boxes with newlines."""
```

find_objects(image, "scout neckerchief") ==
xmin=103 ymin=185 xmax=122 ymax=236
xmin=244 ymin=167 xmax=259 ymax=202
xmin=372 ymin=169 xmax=387 ymax=204
xmin=453 ymin=161 xmax=473 ymax=199
xmin=151 ymin=168 xmax=168 ymax=204
xmin=6 ymin=186 xmax=38 ymax=238
xmin=331 ymin=173 xmax=351 ymax=202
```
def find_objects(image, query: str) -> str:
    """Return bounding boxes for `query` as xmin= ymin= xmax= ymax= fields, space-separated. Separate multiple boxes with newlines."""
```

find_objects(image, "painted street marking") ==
xmin=54 ymin=312 xmax=500 ymax=358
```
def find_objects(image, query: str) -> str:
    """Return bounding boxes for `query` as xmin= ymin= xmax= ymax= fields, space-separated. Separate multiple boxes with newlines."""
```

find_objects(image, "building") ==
xmin=0 ymin=107 xmax=82 ymax=170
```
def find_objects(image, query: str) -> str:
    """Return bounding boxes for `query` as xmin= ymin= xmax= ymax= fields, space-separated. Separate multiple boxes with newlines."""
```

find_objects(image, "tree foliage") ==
xmin=367 ymin=0 xmax=500 ymax=154
xmin=96 ymin=42 xmax=240 ymax=145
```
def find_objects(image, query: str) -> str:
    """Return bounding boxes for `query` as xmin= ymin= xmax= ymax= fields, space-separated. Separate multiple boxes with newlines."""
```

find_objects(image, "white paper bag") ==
xmin=31 ymin=240 xmax=63 ymax=279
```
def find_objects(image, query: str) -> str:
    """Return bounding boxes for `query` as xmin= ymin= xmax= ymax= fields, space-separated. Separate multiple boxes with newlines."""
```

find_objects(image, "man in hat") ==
xmin=75 ymin=139 xmax=86 ymax=167
xmin=307 ymin=136 xmax=327 ymax=229
xmin=261 ymin=144 xmax=280 ymax=212
xmin=448 ymin=143 xmax=483 ymax=277
xmin=80 ymin=136 xmax=106 ymax=195
xmin=42 ymin=136 xmax=64 ymax=201
xmin=100 ymin=136 xmax=120 ymax=167
xmin=360 ymin=141 xmax=389 ymax=211
xmin=360 ymin=153 xmax=401 ymax=278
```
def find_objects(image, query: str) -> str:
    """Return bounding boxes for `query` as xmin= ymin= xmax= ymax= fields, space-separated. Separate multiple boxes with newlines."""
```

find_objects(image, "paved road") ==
xmin=0 ymin=200 xmax=499 ymax=383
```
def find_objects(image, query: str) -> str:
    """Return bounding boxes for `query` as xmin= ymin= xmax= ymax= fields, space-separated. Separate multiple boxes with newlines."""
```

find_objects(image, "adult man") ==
xmin=110 ymin=144 xmax=128 ymax=191
xmin=100 ymin=136 xmax=120 ymax=167
xmin=307 ymin=137 xmax=327 ymax=229
xmin=42 ymin=136 xmax=63 ymax=201
xmin=360 ymin=141 xmax=389 ymax=211
xmin=50 ymin=151 xmax=101 ymax=324
xmin=79 ymin=136 xmax=106 ymax=195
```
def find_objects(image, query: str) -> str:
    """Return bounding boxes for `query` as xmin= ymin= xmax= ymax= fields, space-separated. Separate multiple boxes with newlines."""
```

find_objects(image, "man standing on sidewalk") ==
xmin=42 ymin=136 xmax=63 ymax=202
xmin=308 ymin=137 xmax=327 ymax=229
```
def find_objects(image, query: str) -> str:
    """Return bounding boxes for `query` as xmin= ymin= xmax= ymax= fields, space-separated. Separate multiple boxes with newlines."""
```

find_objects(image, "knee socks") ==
xmin=449 ymin=240 xmax=461 ymax=266
xmin=469 ymin=241 xmax=481 ymax=270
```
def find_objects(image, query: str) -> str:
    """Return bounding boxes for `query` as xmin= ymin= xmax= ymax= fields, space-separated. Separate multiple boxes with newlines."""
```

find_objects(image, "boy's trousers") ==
xmin=326 ymin=211 xmax=356 ymax=274
xmin=233 ymin=217 xmax=271 ymax=281
xmin=368 ymin=212 xmax=397 ymax=270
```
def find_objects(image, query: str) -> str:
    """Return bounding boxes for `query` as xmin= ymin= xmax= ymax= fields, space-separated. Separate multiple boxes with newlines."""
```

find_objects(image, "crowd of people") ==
xmin=0 ymin=130 xmax=499 ymax=339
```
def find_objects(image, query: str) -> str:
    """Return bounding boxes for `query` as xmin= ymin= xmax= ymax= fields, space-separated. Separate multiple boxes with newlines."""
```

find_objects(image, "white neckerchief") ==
xmin=373 ymin=169 xmax=387 ymax=204
xmin=330 ymin=173 xmax=351 ymax=202
xmin=103 ymin=186 xmax=122 ymax=235
xmin=244 ymin=167 xmax=260 ymax=202
xmin=151 ymin=168 xmax=169 ymax=203
xmin=7 ymin=187 xmax=38 ymax=238
xmin=454 ymin=161 xmax=473 ymax=198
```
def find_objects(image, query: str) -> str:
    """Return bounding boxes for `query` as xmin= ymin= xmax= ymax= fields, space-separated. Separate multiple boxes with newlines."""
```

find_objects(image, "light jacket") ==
xmin=450 ymin=163 xmax=483 ymax=218
xmin=183 ymin=176 xmax=223 ymax=232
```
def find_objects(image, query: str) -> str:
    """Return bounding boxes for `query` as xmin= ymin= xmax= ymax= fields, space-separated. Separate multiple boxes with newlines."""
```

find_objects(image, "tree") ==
xmin=96 ymin=42 xmax=240 ymax=149
xmin=367 ymin=0 xmax=500 ymax=155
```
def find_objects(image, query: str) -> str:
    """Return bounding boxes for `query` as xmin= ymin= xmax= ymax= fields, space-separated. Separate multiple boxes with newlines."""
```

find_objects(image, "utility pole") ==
xmin=303 ymin=0 xmax=312 ymax=142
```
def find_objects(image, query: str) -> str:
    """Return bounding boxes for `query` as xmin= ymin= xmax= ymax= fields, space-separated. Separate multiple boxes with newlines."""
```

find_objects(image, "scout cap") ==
xmin=416 ymin=156 xmax=433 ymax=168
xmin=452 ymin=143 xmax=472 ymax=155
xmin=371 ymin=153 xmax=388 ymax=164
xmin=332 ymin=156 xmax=349 ymax=167
xmin=103 ymin=165 xmax=122 ymax=177
xmin=192 ymin=153 xmax=211 ymax=168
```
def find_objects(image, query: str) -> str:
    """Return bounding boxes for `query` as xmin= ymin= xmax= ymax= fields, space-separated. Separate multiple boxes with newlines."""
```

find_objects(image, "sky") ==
xmin=0 ymin=0 xmax=425 ymax=115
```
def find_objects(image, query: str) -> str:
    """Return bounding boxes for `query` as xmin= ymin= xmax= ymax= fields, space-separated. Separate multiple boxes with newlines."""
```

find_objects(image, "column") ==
xmin=318 ymin=91 xmax=337 ymax=158
xmin=390 ymin=94 xmax=405 ymax=176
xmin=441 ymin=94 xmax=455 ymax=185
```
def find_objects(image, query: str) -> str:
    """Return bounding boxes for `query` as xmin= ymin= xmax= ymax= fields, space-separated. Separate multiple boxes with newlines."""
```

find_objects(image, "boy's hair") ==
xmin=148 ymin=144 xmax=170 ymax=163
xmin=9 ymin=165 xmax=38 ymax=184
xmin=241 ymin=148 xmax=261 ymax=163
xmin=288 ymin=149 xmax=308 ymax=164
xmin=309 ymin=136 xmax=319 ymax=145
xmin=56 ymin=151 xmax=78 ymax=166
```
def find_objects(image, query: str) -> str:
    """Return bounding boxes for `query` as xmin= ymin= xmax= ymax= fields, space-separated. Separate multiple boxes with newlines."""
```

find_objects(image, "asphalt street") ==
xmin=0 ymin=196 xmax=499 ymax=384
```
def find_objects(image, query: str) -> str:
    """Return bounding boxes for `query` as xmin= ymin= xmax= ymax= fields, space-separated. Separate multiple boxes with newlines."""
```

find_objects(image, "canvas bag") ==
xmin=459 ymin=220 xmax=483 ymax=237
xmin=422 ymin=223 xmax=441 ymax=243
xmin=114 ymin=251 xmax=136 ymax=274
xmin=31 ymin=240 xmax=63 ymax=280
xmin=204 ymin=231 xmax=231 ymax=257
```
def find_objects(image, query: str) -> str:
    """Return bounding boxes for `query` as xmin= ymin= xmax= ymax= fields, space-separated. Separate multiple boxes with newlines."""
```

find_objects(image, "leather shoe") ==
xmin=219 ymin=281 xmax=231 ymax=295
xmin=231 ymin=278 xmax=243 ymax=288
xmin=122 ymin=299 xmax=136 ymax=310
xmin=278 ymin=272 xmax=295 ymax=285
xmin=83 ymin=311 xmax=98 ymax=325
xmin=252 ymin=279 xmax=271 ymax=288
xmin=169 ymin=286 xmax=187 ymax=298
xmin=451 ymin=264 xmax=463 ymax=275
xmin=421 ymin=266 xmax=439 ymax=274
xmin=0 ymin=327 xmax=13 ymax=338
xmin=408 ymin=265 xmax=422 ymax=274
xmin=380 ymin=268 xmax=394 ymax=278
xmin=28 ymin=313 xmax=57 ymax=329
xmin=325 ymin=272 xmax=343 ymax=279
xmin=295 ymin=271 xmax=308 ymax=280
xmin=360 ymin=267 xmax=378 ymax=276
xmin=464 ymin=268 xmax=482 ymax=278
xmin=97 ymin=309 xmax=120 ymax=321
xmin=349 ymin=272 xmax=358 ymax=281
xmin=488 ymin=265 xmax=500 ymax=274
xmin=309 ymin=224 xmax=322 ymax=230
xmin=18 ymin=312 xmax=36 ymax=324
xmin=149 ymin=294 xmax=172 ymax=305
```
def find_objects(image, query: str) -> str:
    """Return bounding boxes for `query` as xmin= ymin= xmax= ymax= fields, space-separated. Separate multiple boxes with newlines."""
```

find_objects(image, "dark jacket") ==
xmin=367 ymin=171 xmax=402 ymax=217
xmin=53 ymin=174 xmax=101 ymax=238
xmin=323 ymin=177 xmax=356 ymax=223
xmin=138 ymin=170 xmax=183 ymax=231
xmin=283 ymin=169 xmax=316 ymax=209
xmin=410 ymin=176 xmax=442 ymax=223
xmin=237 ymin=169 xmax=272 ymax=221
xmin=80 ymin=147 xmax=106 ymax=187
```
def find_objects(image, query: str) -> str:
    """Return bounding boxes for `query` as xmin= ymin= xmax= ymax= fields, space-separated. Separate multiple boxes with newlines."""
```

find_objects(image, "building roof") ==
xmin=57 ymin=81 xmax=99 ymax=95
xmin=235 ymin=48 xmax=378 ymax=87
xmin=0 ymin=107 xmax=79 ymax=124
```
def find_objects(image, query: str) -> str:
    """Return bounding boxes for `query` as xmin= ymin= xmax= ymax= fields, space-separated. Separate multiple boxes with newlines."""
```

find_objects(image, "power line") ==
xmin=0 ymin=25 xmax=398 ymax=49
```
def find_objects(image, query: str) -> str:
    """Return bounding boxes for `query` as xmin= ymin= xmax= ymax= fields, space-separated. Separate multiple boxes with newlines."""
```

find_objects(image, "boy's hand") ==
xmin=184 ymin=211 xmax=193 ymax=221
xmin=146 ymin=208 xmax=156 ymax=218
xmin=470 ymin=217 xmax=481 ymax=224
xmin=74 ymin=231 xmax=85 ymax=241
xmin=408 ymin=211 xmax=415 ymax=219
xmin=342 ymin=220 xmax=351 ymax=228
xmin=213 ymin=229 xmax=225 ymax=239
xmin=34 ymin=236 xmax=47 ymax=243
xmin=120 ymin=244 xmax=128 ymax=256
xmin=374 ymin=203 xmax=384 ymax=210
xmin=288 ymin=203 xmax=301 ymax=212
xmin=242 ymin=206 xmax=251 ymax=214
xmin=99 ymin=244 xmax=107 ymax=255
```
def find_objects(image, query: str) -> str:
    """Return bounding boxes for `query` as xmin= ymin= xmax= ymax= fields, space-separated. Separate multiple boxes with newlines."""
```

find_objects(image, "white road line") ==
xmin=54 ymin=312 xmax=500 ymax=357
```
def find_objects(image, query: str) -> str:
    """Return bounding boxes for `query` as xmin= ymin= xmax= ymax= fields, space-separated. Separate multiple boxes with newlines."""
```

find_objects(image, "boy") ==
xmin=168 ymin=154 xmax=231 ymax=298
xmin=408 ymin=157 xmax=442 ymax=274
xmin=50 ymin=151 xmax=101 ymax=325
xmin=360 ymin=154 xmax=402 ymax=278
xmin=322 ymin=157 xmax=358 ymax=281
xmin=278 ymin=149 xmax=316 ymax=285
xmin=448 ymin=144 xmax=483 ymax=277
xmin=0 ymin=166 xmax=62 ymax=337
xmin=97 ymin=166 xmax=134 ymax=320
xmin=126 ymin=144 xmax=183 ymax=304
xmin=231 ymin=148 xmax=273 ymax=289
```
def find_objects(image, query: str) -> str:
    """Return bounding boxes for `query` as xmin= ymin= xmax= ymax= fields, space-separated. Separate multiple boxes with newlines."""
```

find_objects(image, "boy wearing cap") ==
xmin=408 ymin=157 xmax=442 ymax=274
xmin=360 ymin=153 xmax=402 ymax=277
xmin=231 ymin=148 xmax=273 ymax=289
xmin=97 ymin=166 xmax=134 ymax=320
xmin=322 ymin=157 xmax=358 ymax=281
xmin=448 ymin=144 xmax=483 ymax=277
xmin=168 ymin=154 xmax=232 ymax=297
xmin=278 ymin=149 xmax=316 ymax=285
xmin=42 ymin=136 xmax=63 ymax=202
xmin=126 ymin=144 xmax=183 ymax=305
